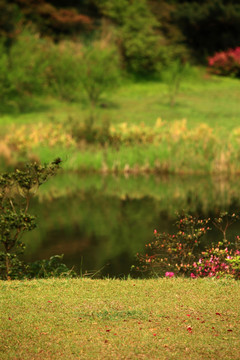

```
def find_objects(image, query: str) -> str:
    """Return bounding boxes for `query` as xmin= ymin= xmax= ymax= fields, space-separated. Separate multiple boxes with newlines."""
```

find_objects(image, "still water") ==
xmin=23 ymin=172 xmax=240 ymax=277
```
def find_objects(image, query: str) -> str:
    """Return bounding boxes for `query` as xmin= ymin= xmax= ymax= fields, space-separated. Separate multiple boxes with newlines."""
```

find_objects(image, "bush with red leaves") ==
xmin=208 ymin=47 xmax=240 ymax=78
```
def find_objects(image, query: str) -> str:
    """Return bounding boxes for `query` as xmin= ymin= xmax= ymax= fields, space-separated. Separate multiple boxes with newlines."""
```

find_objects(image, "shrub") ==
xmin=208 ymin=47 xmax=240 ymax=77
xmin=0 ymin=159 xmax=61 ymax=280
xmin=135 ymin=212 xmax=240 ymax=279
xmin=191 ymin=213 xmax=240 ymax=279
xmin=192 ymin=244 xmax=240 ymax=279
xmin=136 ymin=214 xmax=211 ymax=277
xmin=27 ymin=254 xmax=76 ymax=279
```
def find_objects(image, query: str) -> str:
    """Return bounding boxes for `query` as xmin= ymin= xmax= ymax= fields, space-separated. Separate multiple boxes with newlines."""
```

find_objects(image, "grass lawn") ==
xmin=0 ymin=71 xmax=240 ymax=174
xmin=0 ymin=70 xmax=240 ymax=134
xmin=1 ymin=278 xmax=240 ymax=359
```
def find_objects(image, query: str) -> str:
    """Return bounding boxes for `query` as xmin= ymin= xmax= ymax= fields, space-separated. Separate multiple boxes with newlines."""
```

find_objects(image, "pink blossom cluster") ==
xmin=191 ymin=248 xmax=240 ymax=279
xmin=208 ymin=47 xmax=240 ymax=77
xmin=165 ymin=272 xmax=175 ymax=278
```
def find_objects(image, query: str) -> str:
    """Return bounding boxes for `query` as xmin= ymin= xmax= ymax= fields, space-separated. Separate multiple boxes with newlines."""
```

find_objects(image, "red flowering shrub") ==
xmin=136 ymin=214 xmax=211 ymax=277
xmin=192 ymin=243 xmax=240 ymax=279
xmin=208 ymin=47 xmax=240 ymax=77
xmin=135 ymin=212 xmax=240 ymax=279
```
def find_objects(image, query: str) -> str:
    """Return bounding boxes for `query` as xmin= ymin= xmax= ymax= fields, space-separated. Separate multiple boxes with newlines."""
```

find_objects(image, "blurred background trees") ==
xmin=0 ymin=0 xmax=240 ymax=111
xmin=2 ymin=0 xmax=240 ymax=61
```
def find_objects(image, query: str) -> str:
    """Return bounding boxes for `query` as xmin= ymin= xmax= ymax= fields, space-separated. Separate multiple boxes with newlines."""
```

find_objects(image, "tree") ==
xmin=79 ymin=42 xmax=121 ymax=107
xmin=120 ymin=0 xmax=162 ymax=74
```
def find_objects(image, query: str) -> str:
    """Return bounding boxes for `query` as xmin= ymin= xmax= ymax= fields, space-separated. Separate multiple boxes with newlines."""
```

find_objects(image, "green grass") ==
xmin=1 ymin=70 xmax=240 ymax=174
xmin=1 ymin=70 xmax=240 ymax=134
xmin=1 ymin=278 xmax=239 ymax=359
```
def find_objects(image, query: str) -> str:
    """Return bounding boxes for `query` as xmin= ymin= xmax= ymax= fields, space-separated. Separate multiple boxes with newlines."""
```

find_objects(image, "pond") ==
xmin=22 ymin=172 xmax=240 ymax=277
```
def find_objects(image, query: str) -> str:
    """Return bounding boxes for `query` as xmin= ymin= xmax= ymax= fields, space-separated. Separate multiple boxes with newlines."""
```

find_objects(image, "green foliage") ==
xmin=45 ymin=41 xmax=82 ymax=101
xmin=227 ymin=255 xmax=240 ymax=277
xmin=94 ymin=0 xmax=164 ymax=75
xmin=0 ymin=32 xmax=120 ymax=108
xmin=1 ymin=0 xmax=240 ymax=71
xmin=27 ymin=254 xmax=77 ymax=278
xmin=79 ymin=42 xmax=121 ymax=106
xmin=0 ymin=159 xmax=61 ymax=280
xmin=0 ymin=30 xmax=49 ymax=112
xmin=120 ymin=0 xmax=163 ymax=74
xmin=93 ymin=0 xmax=129 ymax=24
xmin=9 ymin=31 xmax=48 ymax=93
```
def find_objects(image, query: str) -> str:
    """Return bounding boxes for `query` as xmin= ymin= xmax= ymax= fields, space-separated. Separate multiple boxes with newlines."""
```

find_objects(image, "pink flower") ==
xmin=190 ymin=273 xmax=196 ymax=279
xmin=165 ymin=272 xmax=175 ymax=278
xmin=154 ymin=229 xmax=157 ymax=234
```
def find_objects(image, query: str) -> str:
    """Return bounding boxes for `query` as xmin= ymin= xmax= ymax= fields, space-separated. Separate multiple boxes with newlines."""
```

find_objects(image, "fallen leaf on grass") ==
xmin=187 ymin=326 xmax=192 ymax=333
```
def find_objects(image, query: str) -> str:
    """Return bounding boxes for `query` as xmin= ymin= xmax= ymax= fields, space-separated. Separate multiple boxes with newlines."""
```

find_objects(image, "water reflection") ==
xmin=22 ymin=173 xmax=240 ymax=277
